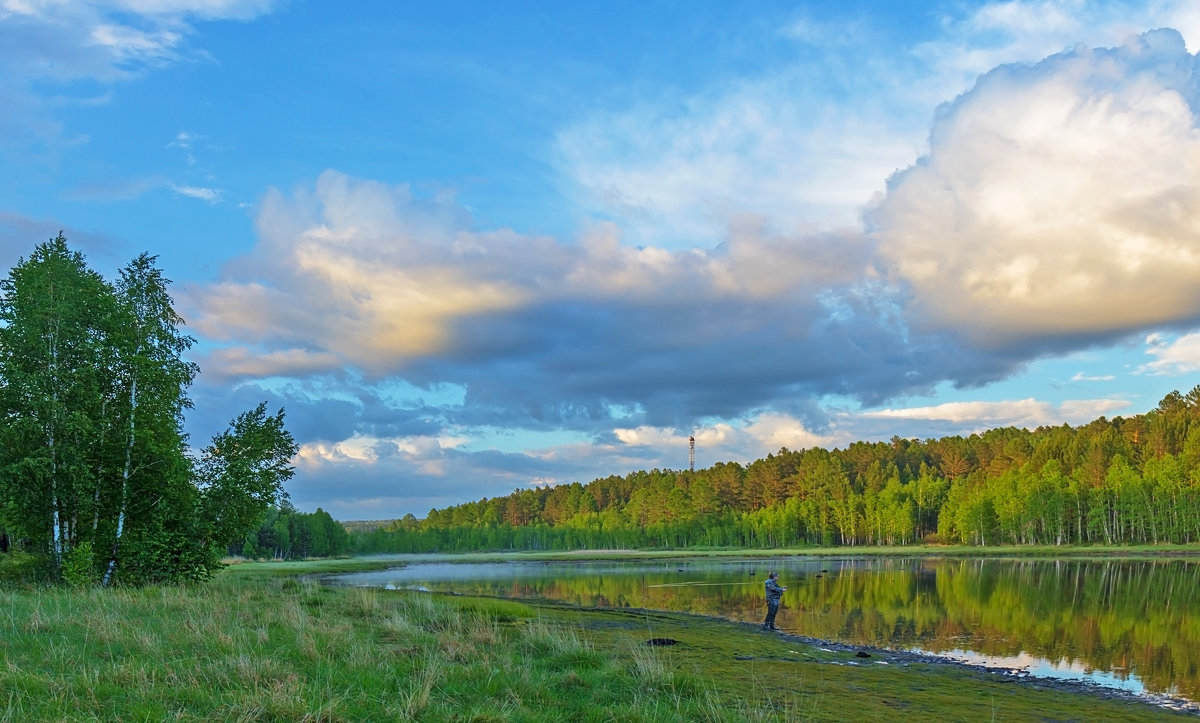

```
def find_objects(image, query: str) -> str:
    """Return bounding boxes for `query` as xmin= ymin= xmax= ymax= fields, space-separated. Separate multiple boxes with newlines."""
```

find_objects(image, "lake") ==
xmin=328 ymin=555 xmax=1200 ymax=704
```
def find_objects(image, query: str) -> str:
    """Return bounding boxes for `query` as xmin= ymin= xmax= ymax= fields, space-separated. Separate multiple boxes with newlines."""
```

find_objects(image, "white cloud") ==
xmin=554 ymin=73 xmax=920 ymax=249
xmin=615 ymin=414 xmax=836 ymax=463
xmin=1059 ymin=397 xmax=1132 ymax=420
xmin=90 ymin=21 xmax=181 ymax=66
xmin=613 ymin=426 xmax=682 ymax=447
xmin=741 ymin=412 xmax=838 ymax=452
xmin=862 ymin=397 xmax=1130 ymax=430
xmin=0 ymin=0 xmax=277 ymax=81
xmin=297 ymin=432 xmax=460 ymax=477
xmin=872 ymin=28 xmax=1200 ymax=348
xmin=1070 ymin=372 xmax=1115 ymax=382
xmin=552 ymin=1 xmax=1200 ymax=252
xmin=167 ymin=131 xmax=200 ymax=149
xmin=1141 ymin=332 xmax=1200 ymax=375
xmin=916 ymin=1 xmax=1199 ymax=101
xmin=171 ymin=184 xmax=221 ymax=203
xmin=0 ymin=0 xmax=280 ymax=154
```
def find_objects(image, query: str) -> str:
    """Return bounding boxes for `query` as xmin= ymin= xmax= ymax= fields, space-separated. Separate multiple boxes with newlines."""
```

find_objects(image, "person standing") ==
xmin=762 ymin=571 xmax=786 ymax=631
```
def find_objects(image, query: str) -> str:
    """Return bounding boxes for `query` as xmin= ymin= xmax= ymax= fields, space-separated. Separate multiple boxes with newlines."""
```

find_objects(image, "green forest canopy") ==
xmin=354 ymin=386 xmax=1200 ymax=554
xmin=0 ymin=235 xmax=297 ymax=585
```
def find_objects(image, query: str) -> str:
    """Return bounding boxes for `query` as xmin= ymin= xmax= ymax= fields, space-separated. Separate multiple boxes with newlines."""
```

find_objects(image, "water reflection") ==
xmin=330 ymin=556 xmax=1200 ymax=703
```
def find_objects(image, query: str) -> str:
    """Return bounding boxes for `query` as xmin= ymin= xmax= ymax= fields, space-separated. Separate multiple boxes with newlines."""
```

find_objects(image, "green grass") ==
xmin=0 ymin=556 xmax=1192 ymax=721
xmin=0 ymin=573 xmax=749 ymax=722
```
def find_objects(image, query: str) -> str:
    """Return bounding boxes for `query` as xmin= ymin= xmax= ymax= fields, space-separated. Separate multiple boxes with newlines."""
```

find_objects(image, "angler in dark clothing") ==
xmin=762 ymin=571 xmax=786 ymax=631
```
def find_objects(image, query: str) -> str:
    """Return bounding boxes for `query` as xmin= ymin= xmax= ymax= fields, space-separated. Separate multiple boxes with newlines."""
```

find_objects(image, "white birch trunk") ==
xmin=49 ymin=317 xmax=62 ymax=565
xmin=103 ymin=374 xmax=135 ymax=586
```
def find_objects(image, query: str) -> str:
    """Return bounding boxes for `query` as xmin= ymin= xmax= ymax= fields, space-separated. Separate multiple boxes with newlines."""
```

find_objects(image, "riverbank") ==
xmin=345 ymin=541 xmax=1200 ymax=563
xmin=2 ymin=558 xmax=1194 ymax=721
xmin=527 ymin=600 xmax=1198 ymax=721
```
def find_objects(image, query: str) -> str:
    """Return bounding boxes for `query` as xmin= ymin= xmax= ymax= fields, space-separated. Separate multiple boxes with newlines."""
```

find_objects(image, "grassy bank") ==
xmin=1 ymin=559 xmax=1191 ymax=721
xmin=3 ymin=573 xmax=728 ymax=721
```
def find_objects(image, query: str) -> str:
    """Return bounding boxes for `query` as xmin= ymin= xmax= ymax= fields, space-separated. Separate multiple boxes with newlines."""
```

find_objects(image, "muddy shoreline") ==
xmin=542 ymin=597 xmax=1200 ymax=717
xmin=740 ymin=621 xmax=1200 ymax=716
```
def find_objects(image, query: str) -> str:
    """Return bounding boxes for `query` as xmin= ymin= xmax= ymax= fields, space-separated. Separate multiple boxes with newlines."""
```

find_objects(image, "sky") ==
xmin=3 ymin=0 xmax=1200 ymax=521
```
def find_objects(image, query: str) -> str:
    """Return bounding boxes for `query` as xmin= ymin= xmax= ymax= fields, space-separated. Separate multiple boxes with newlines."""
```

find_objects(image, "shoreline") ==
xmin=748 ymin=618 xmax=1200 ymax=716
xmin=319 ymin=553 xmax=1200 ymax=716
xmin=530 ymin=598 xmax=1200 ymax=718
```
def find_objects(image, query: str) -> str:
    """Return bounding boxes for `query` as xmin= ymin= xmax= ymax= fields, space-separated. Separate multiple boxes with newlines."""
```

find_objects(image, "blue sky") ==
xmin=3 ymin=0 xmax=1200 ymax=520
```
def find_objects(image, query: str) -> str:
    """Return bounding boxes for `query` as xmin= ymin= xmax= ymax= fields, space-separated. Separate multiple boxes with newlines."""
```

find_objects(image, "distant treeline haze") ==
xmin=353 ymin=387 xmax=1200 ymax=553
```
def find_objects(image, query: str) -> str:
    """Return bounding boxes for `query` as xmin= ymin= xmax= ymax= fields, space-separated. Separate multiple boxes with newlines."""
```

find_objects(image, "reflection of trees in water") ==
xmin=931 ymin=559 xmax=1200 ymax=699
xmin=769 ymin=558 xmax=1200 ymax=699
xmin=420 ymin=559 xmax=1200 ymax=699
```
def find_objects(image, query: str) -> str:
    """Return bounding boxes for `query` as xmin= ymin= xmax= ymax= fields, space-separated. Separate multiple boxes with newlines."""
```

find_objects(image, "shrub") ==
xmin=62 ymin=541 xmax=99 ymax=588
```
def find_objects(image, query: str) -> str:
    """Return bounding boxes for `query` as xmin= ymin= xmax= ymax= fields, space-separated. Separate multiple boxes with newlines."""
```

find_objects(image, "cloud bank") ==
xmin=174 ymin=25 xmax=1200 ymax=517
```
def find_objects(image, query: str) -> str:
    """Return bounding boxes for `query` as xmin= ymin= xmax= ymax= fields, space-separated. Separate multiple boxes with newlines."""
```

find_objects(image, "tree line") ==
xmin=0 ymin=235 xmax=298 ymax=585
xmin=353 ymin=386 xmax=1200 ymax=553
xmin=229 ymin=503 xmax=350 ymax=560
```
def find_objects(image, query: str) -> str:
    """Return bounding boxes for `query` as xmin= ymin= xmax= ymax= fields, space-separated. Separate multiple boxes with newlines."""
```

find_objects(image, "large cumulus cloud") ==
xmin=872 ymin=28 xmax=1200 ymax=352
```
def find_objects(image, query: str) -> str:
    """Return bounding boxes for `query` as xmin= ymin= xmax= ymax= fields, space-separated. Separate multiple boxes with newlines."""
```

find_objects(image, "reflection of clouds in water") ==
xmin=920 ymin=648 xmax=1147 ymax=694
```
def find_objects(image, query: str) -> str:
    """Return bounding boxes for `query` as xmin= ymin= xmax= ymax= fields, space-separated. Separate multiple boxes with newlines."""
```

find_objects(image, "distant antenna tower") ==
xmin=689 ymin=435 xmax=695 ymax=472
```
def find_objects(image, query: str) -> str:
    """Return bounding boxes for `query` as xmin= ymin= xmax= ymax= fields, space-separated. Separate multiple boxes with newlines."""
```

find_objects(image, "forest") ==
xmin=230 ymin=503 xmax=350 ymax=560
xmin=352 ymin=386 xmax=1200 ymax=554
xmin=0 ymin=235 xmax=297 ymax=585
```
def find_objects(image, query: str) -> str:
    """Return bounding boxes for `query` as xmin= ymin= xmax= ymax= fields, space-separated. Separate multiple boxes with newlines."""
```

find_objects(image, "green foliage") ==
xmin=230 ymin=504 xmax=351 ymax=560
xmin=0 ymin=550 xmax=50 ymax=584
xmin=118 ymin=482 xmax=219 ymax=584
xmin=356 ymin=387 xmax=1200 ymax=554
xmin=60 ymin=540 xmax=99 ymax=588
xmin=0 ymin=235 xmax=302 ymax=587
xmin=197 ymin=403 xmax=298 ymax=550
xmin=0 ymin=235 xmax=115 ymax=561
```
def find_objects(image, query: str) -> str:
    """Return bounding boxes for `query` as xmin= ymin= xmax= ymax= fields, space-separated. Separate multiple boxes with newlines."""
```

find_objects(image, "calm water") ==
xmin=329 ymin=556 xmax=1200 ymax=704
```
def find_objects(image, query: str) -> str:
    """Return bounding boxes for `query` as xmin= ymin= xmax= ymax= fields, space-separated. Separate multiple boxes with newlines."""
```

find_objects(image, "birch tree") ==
xmin=196 ymin=403 xmax=298 ymax=550
xmin=0 ymin=234 xmax=114 ymax=570
xmin=101 ymin=254 xmax=198 ymax=585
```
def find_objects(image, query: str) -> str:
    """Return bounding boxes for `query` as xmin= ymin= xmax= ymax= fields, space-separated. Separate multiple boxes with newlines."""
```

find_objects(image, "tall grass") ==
xmin=1 ymin=560 xmax=1185 ymax=722
xmin=0 ymin=575 xmax=760 ymax=722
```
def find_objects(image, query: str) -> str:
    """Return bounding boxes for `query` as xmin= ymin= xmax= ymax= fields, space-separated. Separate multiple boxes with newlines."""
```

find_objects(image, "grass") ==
xmin=0 ymin=556 xmax=1193 ymax=721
